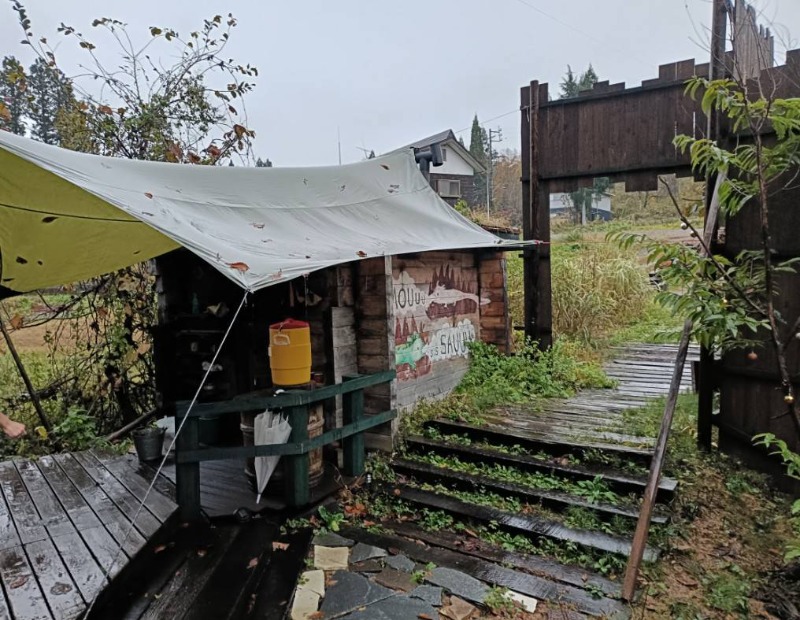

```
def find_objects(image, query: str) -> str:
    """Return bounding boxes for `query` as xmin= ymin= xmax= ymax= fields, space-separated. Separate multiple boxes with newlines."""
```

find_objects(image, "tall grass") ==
xmin=507 ymin=238 xmax=652 ymax=341
xmin=552 ymin=241 xmax=650 ymax=340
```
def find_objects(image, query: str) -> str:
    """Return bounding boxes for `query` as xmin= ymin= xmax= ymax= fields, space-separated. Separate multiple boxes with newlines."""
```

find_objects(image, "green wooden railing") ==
xmin=172 ymin=370 xmax=396 ymax=519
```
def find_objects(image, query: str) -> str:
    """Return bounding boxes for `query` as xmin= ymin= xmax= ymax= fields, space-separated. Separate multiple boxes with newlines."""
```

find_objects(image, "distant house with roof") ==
xmin=395 ymin=130 xmax=486 ymax=207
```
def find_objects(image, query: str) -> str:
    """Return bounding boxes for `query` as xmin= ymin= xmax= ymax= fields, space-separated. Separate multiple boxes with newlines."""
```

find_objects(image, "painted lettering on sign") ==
xmin=425 ymin=320 xmax=476 ymax=362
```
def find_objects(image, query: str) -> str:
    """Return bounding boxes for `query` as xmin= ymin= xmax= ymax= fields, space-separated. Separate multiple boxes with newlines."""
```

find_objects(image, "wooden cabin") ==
xmin=154 ymin=248 xmax=513 ymax=456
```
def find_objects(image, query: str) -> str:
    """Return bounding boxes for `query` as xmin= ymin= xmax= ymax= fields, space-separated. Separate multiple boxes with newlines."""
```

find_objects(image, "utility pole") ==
xmin=486 ymin=127 xmax=503 ymax=218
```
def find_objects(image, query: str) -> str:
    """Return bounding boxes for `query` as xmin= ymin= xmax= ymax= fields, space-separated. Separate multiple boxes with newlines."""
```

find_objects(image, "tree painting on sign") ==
xmin=393 ymin=261 xmax=487 ymax=381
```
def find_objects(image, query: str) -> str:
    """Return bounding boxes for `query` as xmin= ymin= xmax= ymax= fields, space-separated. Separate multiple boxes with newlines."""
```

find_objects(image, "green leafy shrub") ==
xmin=457 ymin=340 xmax=613 ymax=408
xmin=401 ymin=340 xmax=612 ymax=434
xmin=52 ymin=405 xmax=100 ymax=451
xmin=753 ymin=433 xmax=800 ymax=562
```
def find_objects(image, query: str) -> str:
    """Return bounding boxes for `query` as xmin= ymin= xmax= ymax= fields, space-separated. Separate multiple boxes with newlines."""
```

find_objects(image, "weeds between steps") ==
xmin=402 ymin=451 xmax=627 ymax=506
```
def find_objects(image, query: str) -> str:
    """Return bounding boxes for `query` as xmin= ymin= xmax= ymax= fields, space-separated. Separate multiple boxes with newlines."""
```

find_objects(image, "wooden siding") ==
xmin=355 ymin=257 xmax=397 ymax=450
xmin=428 ymin=172 xmax=478 ymax=207
xmin=478 ymin=252 xmax=513 ymax=354
xmin=393 ymin=252 xmax=481 ymax=410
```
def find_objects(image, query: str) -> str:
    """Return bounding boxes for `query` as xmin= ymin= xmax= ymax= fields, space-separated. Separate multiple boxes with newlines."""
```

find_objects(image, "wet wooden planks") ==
xmin=440 ymin=343 xmax=700 ymax=459
xmin=0 ymin=451 xmax=177 ymax=620
xmin=158 ymin=458 xmax=344 ymax=518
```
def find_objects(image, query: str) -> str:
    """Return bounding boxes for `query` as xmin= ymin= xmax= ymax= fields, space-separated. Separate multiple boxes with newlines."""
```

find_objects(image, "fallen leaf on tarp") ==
xmin=356 ymin=250 xmax=367 ymax=257
xmin=154 ymin=544 xmax=166 ymax=554
xmin=380 ymin=164 xmax=389 ymax=170
xmin=272 ymin=542 xmax=289 ymax=551
xmin=8 ymin=314 xmax=23 ymax=330
xmin=250 ymin=222 xmax=265 ymax=229
xmin=9 ymin=576 xmax=28 ymax=589
xmin=247 ymin=557 xmax=259 ymax=569
xmin=227 ymin=262 xmax=250 ymax=272
xmin=144 ymin=192 xmax=153 ymax=199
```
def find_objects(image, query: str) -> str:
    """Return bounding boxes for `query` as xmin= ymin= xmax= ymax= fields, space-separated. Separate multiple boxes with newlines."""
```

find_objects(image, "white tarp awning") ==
xmin=0 ymin=131 xmax=513 ymax=294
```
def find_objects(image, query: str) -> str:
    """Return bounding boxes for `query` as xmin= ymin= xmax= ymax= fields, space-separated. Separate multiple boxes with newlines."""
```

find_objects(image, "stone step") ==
xmin=340 ymin=526 xmax=631 ymax=619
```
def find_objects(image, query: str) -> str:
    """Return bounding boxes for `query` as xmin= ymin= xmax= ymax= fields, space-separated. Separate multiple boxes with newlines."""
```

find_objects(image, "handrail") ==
xmin=176 ymin=409 xmax=395 ymax=463
xmin=174 ymin=370 xmax=396 ymax=418
xmin=173 ymin=369 xmax=397 ymax=518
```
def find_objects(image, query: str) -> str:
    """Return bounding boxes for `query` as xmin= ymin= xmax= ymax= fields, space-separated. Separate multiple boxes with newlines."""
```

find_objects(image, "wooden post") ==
xmin=0 ymin=316 xmax=52 ymax=433
xmin=622 ymin=322 xmax=692 ymax=601
xmin=284 ymin=404 xmax=310 ymax=507
xmin=342 ymin=375 xmax=365 ymax=477
xmin=697 ymin=0 xmax=729 ymax=450
xmin=175 ymin=413 xmax=201 ymax=521
xmin=522 ymin=80 xmax=552 ymax=348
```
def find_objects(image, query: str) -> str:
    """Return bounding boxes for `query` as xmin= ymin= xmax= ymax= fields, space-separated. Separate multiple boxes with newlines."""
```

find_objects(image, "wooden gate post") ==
xmin=521 ymin=80 xmax=552 ymax=349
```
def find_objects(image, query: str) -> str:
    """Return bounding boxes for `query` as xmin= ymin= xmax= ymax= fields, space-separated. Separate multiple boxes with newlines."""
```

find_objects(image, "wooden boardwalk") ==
xmin=0 ymin=451 xmax=177 ymax=620
xmin=476 ymin=342 xmax=700 ymax=454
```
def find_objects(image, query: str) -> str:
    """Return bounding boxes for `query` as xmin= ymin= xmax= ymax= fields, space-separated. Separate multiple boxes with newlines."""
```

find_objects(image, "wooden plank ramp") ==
xmin=0 ymin=450 xmax=177 ymax=620
xmin=384 ymin=343 xmax=698 ymax=617
xmin=432 ymin=343 xmax=700 ymax=462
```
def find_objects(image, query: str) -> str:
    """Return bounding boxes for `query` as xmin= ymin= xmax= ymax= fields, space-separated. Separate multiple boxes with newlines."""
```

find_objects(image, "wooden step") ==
xmin=392 ymin=458 xmax=669 ymax=524
xmin=387 ymin=483 xmax=660 ymax=562
xmin=404 ymin=436 xmax=677 ymax=500
xmin=181 ymin=521 xmax=278 ymax=620
xmin=340 ymin=526 xmax=631 ymax=619
xmin=429 ymin=419 xmax=655 ymax=466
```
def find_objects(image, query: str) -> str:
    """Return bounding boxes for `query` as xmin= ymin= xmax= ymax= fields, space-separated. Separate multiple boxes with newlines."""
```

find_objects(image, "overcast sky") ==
xmin=2 ymin=1 xmax=799 ymax=166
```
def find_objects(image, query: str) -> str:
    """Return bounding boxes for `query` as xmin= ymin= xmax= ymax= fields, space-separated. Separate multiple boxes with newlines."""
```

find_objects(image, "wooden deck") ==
xmin=157 ymin=458 xmax=344 ymax=519
xmin=0 ymin=451 xmax=177 ymax=620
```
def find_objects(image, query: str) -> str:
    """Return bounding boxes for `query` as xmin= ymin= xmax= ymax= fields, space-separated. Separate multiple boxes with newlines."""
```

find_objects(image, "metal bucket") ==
xmin=133 ymin=427 xmax=165 ymax=463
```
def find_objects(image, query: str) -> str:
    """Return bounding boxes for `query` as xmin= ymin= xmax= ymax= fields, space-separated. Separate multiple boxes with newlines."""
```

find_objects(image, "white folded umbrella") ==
xmin=253 ymin=410 xmax=292 ymax=504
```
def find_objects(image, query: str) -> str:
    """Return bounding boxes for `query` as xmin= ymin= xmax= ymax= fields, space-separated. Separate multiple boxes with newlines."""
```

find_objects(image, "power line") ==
xmin=512 ymin=0 xmax=656 ymax=71
xmin=453 ymin=109 xmax=518 ymax=136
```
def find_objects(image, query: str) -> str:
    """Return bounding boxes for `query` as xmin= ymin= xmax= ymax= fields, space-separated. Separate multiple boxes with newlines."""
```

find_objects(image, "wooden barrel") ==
xmin=307 ymin=403 xmax=324 ymax=489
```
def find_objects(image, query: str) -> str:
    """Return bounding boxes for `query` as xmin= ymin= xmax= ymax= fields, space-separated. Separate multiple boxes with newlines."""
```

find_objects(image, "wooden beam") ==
xmin=621 ymin=322 xmax=692 ymax=600
xmin=342 ymin=378 xmax=365 ymax=477
xmin=284 ymin=405 xmax=310 ymax=507
xmin=522 ymin=80 xmax=552 ymax=348
xmin=175 ymin=414 xmax=201 ymax=521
